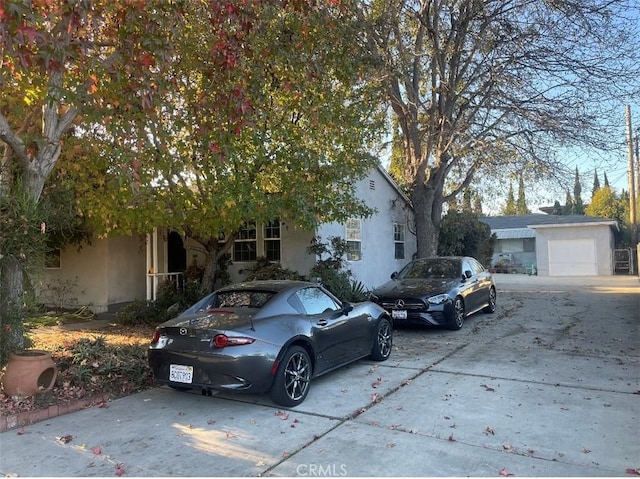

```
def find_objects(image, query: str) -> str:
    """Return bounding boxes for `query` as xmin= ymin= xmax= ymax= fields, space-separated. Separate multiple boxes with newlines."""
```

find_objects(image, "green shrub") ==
xmin=244 ymin=256 xmax=305 ymax=281
xmin=116 ymin=299 xmax=166 ymax=326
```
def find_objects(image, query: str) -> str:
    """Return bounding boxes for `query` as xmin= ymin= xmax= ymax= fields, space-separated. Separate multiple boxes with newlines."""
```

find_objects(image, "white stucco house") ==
xmin=479 ymin=214 xmax=619 ymax=276
xmin=35 ymin=166 xmax=417 ymax=313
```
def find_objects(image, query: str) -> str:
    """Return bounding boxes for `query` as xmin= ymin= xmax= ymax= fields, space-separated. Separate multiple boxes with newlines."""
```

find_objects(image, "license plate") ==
xmin=392 ymin=310 xmax=407 ymax=320
xmin=169 ymin=364 xmax=193 ymax=384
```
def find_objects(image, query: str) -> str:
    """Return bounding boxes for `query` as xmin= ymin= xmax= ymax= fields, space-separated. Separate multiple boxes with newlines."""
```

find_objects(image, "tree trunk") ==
xmin=201 ymin=249 xmax=219 ymax=293
xmin=411 ymin=178 xmax=445 ymax=259
xmin=198 ymin=235 xmax=235 ymax=293
xmin=0 ymin=256 xmax=26 ymax=365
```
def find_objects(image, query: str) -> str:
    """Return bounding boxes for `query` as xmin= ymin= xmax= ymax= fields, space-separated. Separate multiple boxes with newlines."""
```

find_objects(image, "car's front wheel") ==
xmin=270 ymin=346 xmax=312 ymax=407
xmin=370 ymin=318 xmax=392 ymax=361
xmin=448 ymin=297 xmax=465 ymax=330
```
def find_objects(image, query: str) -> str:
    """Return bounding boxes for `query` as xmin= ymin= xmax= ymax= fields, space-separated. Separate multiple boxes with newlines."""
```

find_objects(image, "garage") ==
xmin=548 ymin=239 xmax=597 ymax=276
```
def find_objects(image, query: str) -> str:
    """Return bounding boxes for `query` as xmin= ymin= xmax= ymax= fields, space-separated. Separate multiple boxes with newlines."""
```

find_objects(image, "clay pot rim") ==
xmin=11 ymin=349 xmax=52 ymax=358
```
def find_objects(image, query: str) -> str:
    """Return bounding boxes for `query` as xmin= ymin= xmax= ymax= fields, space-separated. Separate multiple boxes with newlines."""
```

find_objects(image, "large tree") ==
xmin=0 ymin=1 xmax=180 ymax=357
xmin=354 ymin=0 xmax=640 ymax=256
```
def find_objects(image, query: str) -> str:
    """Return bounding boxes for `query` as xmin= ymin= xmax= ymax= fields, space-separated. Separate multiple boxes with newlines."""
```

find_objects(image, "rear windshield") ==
xmin=183 ymin=290 xmax=277 ymax=315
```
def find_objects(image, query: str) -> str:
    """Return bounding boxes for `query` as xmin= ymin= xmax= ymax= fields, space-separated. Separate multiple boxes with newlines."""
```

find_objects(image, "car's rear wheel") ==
xmin=483 ymin=287 xmax=497 ymax=313
xmin=448 ymin=297 xmax=465 ymax=330
xmin=370 ymin=318 xmax=392 ymax=361
xmin=270 ymin=346 xmax=312 ymax=407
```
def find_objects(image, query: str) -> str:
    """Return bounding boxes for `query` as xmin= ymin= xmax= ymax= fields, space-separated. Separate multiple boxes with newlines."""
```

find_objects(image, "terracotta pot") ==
xmin=1 ymin=350 xmax=58 ymax=397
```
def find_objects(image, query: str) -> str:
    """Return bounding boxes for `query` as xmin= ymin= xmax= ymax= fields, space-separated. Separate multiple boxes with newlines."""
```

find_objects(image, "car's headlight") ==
xmin=427 ymin=294 xmax=450 ymax=305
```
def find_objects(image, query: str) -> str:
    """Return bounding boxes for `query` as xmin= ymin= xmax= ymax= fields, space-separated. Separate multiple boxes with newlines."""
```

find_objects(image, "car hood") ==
xmin=373 ymin=278 xmax=455 ymax=298
xmin=160 ymin=309 xmax=258 ymax=331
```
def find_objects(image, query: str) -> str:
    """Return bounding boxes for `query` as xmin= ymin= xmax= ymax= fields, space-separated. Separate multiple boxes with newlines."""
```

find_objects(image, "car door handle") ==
xmin=316 ymin=319 xmax=328 ymax=326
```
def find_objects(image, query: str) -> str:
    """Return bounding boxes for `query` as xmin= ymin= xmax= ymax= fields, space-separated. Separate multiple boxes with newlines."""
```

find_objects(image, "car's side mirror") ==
xmin=463 ymin=270 xmax=473 ymax=279
xmin=342 ymin=302 xmax=353 ymax=315
xmin=391 ymin=272 xmax=398 ymax=280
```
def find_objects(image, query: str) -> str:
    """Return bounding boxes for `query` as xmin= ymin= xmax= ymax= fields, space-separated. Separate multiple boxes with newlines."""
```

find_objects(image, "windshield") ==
xmin=398 ymin=258 xmax=461 ymax=280
xmin=182 ymin=290 xmax=277 ymax=315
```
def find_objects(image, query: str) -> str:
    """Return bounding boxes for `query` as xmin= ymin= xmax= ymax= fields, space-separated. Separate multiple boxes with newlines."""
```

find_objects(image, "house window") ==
xmin=393 ymin=223 xmax=405 ymax=259
xmin=523 ymin=238 xmax=536 ymax=253
xmin=346 ymin=219 xmax=362 ymax=261
xmin=234 ymin=221 xmax=257 ymax=262
xmin=264 ymin=220 xmax=281 ymax=261
xmin=45 ymin=248 xmax=61 ymax=269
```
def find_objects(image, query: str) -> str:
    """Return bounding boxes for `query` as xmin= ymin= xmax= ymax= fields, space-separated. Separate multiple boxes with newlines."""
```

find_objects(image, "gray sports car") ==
xmin=148 ymin=280 xmax=393 ymax=407
xmin=370 ymin=256 xmax=496 ymax=330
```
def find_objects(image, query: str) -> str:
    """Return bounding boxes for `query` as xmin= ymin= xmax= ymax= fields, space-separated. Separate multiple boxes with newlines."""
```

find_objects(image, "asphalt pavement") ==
xmin=0 ymin=274 xmax=638 ymax=477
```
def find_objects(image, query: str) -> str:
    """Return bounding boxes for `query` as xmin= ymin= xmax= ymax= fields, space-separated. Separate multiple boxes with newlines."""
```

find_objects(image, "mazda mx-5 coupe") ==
xmin=148 ymin=280 xmax=393 ymax=407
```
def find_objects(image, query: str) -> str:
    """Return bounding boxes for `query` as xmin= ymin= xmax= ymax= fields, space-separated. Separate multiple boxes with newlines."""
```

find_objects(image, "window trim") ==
xmin=233 ymin=221 xmax=258 ymax=263
xmin=345 ymin=218 xmax=362 ymax=262
xmin=263 ymin=220 xmax=281 ymax=262
xmin=393 ymin=223 xmax=405 ymax=260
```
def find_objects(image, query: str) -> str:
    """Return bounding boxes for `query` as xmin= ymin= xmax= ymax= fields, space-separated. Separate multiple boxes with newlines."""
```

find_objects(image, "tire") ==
xmin=482 ymin=287 xmax=497 ymax=314
xmin=270 ymin=346 xmax=312 ymax=407
xmin=370 ymin=318 xmax=392 ymax=361
xmin=448 ymin=297 xmax=465 ymax=330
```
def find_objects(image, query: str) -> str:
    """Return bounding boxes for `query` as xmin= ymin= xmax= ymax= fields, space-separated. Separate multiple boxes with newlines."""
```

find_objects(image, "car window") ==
xmin=399 ymin=259 xmax=461 ymax=279
xmin=468 ymin=258 xmax=484 ymax=274
xmin=295 ymin=287 xmax=341 ymax=315
xmin=190 ymin=290 xmax=275 ymax=312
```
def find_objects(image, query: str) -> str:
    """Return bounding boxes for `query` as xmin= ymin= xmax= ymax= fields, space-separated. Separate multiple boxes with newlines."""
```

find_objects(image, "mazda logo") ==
xmin=395 ymin=299 xmax=405 ymax=309
xmin=179 ymin=327 xmax=188 ymax=336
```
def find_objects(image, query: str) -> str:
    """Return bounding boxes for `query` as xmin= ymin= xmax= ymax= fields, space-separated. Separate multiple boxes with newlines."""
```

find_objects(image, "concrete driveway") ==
xmin=1 ymin=274 xmax=638 ymax=477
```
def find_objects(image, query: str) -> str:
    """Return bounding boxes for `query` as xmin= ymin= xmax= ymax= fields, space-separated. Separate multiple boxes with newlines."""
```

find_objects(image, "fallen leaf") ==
xmin=92 ymin=447 xmax=102 ymax=455
xmin=499 ymin=468 xmax=514 ymax=476
xmin=98 ymin=402 xmax=109 ymax=409
xmin=226 ymin=431 xmax=236 ymax=438
xmin=625 ymin=468 xmax=640 ymax=475
xmin=58 ymin=434 xmax=73 ymax=444
xmin=582 ymin=448 xmax=591 ymax=454
xmin=207 ymin=419 xmax=216 ymax=425
xmin=275 ymin=411 xmax=289 ymax=420
xmin=372 ymin=377 xmax=382 ymax=388
xmin=371 ymin=393 xmax=379 ymax=402
xmin=481 ymin=384 xmax=495 ymax=392
xmin=256 ymin=460 xmax=266 ymax=467
xmin=503 ymin=443 xmax=513 ymax=452
xmin=87 ymin=462 xmax=96 ymax=468
xmin=177 ymin=412 xmax=186 ymax=416
xmin=115 ymin=463 xmax=126 ymax=476
xmin=448 ymin=434 xmax=455 ymax=442
xmin=485 ymin=426 xmax=495 ymax=435
xmin=16 ymin=428 xmax=29 ymax=435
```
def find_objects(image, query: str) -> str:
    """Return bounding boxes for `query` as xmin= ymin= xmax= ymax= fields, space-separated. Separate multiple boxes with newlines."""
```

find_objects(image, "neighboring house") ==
xmin=36 ymin=166 xmax=417 ymax=313
xmin=479 ymin=214 xmax=619 ymax=276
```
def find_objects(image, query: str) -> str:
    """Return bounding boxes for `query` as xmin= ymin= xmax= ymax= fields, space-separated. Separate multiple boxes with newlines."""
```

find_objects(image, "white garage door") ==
xmin=548 ymin=239 xmax=597 ymax=276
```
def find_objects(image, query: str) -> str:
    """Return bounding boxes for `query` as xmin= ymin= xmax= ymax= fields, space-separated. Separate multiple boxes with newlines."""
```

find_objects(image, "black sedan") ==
xmin=148 ymin=280 xmax=393 ymax=407
xmin=370 ymin=256 xmax=496 ymax=330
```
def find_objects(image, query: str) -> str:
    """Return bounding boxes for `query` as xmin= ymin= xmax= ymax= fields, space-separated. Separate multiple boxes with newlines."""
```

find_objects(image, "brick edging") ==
xmin=0 ymin=393 xmax=110 ymax=432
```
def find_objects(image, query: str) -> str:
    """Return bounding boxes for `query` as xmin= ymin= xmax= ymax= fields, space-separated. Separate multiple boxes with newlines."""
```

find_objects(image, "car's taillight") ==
xmin=212 ymin=334 xmax=255 ymax=348
xmin=150 ymin=330 xmax=160 ymax=344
